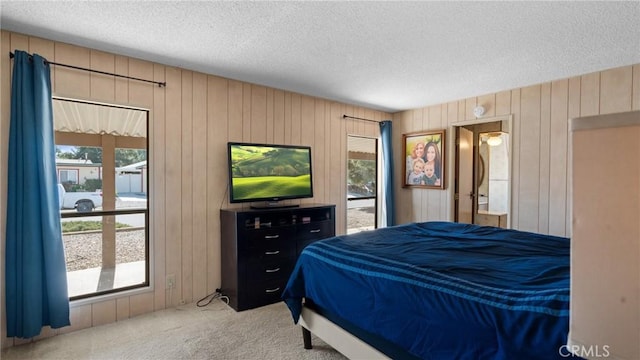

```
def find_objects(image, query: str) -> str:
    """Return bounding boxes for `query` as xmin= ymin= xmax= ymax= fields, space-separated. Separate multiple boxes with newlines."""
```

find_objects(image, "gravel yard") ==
xmin=63 ymin=229 xmax=145 ymax=272
xmin=347 ymin=206 xmax=376 ymax=232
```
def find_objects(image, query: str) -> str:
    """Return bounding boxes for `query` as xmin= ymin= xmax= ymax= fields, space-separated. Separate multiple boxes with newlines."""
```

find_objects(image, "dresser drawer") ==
xmin=247 ymin=260 xmax=294 ymax=283
xmin=296 ymin=220 xmax=334 ymax=240
xmin=248 ymin=278 xmax=288 ymax=306
xmin=249 ymin=245 xmax=296 ymax=261
xmin=242 ymin=227 xmax=295 ymax=250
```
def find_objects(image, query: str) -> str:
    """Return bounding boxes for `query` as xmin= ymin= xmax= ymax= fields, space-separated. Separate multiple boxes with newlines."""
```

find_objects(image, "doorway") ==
xmin=453 ymin=116 xmax=512 ymax=228
xmin=346 ymin=135 xmax=377 ymax=234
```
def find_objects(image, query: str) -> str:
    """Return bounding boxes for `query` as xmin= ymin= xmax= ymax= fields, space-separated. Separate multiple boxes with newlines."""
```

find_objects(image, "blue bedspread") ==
xmin=282 ymin=221 xmax=572 ymax=359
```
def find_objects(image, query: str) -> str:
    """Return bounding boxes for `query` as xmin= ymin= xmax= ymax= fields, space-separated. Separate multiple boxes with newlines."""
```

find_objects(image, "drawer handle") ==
xmin=264 ymin=235 xmax=279 ymax=239
xmin=265 ymin=267 xmax=280 ymax=273
xmin=265 ymin=287 xmax=280 ymax=293
xmin=265 ymin=251 xmax=280 ymax=255
xmin=309 ymin=229 xmax=321 ymax=233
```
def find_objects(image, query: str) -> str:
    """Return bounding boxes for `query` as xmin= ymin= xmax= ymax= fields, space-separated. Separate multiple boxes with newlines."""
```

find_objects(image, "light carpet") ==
xmin=1 ymin=300 xmax=347 ymax=360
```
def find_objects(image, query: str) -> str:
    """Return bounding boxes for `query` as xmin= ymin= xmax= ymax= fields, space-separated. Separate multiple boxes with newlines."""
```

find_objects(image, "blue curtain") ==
xmin=379 ymin=120 xmax=396 ymax=226
xmin=6 ymin=51 xmax=70 ymax=338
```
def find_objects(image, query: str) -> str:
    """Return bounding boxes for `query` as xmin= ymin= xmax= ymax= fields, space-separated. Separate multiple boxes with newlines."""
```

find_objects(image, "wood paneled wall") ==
xmin=0 ymin=30 xmax=388 ymax=347
xmin=393 ymin=64 xmax=640 ymax=236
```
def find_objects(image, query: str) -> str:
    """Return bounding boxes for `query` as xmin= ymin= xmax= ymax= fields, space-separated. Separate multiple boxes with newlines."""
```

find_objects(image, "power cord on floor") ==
xmin=196 ymin=288 xmax=229 ymax=307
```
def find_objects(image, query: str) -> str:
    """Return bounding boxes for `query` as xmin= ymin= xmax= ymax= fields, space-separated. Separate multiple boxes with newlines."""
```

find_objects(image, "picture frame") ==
xmin=402 ymin=129 xmax=446 ymax=189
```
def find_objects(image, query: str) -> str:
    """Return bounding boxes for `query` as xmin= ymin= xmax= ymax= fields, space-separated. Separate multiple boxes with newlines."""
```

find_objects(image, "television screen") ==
xmin=227 ymin=142 xmax=313 ymax=204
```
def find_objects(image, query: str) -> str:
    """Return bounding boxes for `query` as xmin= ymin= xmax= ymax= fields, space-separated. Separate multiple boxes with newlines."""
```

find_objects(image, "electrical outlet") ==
xmin=166 ymin=274 xmax=175 ymax=289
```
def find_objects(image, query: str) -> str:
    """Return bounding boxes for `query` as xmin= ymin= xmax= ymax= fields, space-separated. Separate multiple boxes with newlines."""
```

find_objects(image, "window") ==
xmin=346 ymin=136 xmax=377 ymax=234
xmin=54 ymin=98 xmax=149 ymax=300
xmin=58 ymin=169 xmax=78 ymax=184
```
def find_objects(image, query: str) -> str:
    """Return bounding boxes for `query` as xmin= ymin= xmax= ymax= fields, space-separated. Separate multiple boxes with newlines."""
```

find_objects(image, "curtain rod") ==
xmin=9 ymin=52 xmax=166 ymax=88
xmin=342 ymin=114 xmax=379 ymax=123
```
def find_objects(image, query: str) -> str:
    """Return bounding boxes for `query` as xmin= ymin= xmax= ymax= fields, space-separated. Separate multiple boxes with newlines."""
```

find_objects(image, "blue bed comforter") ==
xmin=282 ymin=221 xmax=572 ymax=360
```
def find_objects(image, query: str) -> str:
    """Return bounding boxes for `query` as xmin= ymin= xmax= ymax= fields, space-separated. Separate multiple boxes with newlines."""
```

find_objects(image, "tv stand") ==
xmin=220 ymin=203 xmax=336 ymax=311
xmin=250 ymin=202 xmax=300 ymax=210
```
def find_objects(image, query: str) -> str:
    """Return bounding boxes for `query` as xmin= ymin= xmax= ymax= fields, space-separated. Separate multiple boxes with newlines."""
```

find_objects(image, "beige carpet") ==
xmin=1 ymin=300 xmax=347 ymax=360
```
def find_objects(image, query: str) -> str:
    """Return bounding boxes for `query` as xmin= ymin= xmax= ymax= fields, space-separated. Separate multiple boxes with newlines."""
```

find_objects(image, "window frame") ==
xmin=54 ymin=97 xmax=150 ymax=301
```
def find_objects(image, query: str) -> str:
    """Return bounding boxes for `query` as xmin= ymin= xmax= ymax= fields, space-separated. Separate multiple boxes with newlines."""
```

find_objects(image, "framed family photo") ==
xmin=402 ymin=129 xmax=446 ymax=189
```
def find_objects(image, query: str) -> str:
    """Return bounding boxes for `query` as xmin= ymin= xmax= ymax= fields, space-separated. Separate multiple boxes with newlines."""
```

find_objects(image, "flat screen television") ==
xmin=227 ymin=142 xmax=313 ymax=208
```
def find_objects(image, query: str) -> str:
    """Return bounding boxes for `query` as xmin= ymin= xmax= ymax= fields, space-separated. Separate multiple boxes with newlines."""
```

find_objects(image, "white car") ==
xmin=57 ymin=184 xmax=103 ymax=212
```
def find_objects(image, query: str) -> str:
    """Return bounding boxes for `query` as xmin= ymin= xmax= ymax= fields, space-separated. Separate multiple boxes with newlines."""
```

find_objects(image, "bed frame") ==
xmin=298 ymin=305 xmax=390 ymax=359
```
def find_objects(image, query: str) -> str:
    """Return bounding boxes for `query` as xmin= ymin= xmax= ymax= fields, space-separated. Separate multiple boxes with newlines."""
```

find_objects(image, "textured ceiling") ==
xmin=2 ymin=1 xmax=639 ymax=113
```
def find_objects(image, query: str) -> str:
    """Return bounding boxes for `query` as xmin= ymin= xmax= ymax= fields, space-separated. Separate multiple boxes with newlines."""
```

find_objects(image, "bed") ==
xmin=282 ymin=221 xmax=573 ymax=359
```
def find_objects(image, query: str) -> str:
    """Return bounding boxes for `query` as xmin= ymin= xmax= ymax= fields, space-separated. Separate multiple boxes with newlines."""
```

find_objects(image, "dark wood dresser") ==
xmin=220 ymin=204 xmax=335 ymax=311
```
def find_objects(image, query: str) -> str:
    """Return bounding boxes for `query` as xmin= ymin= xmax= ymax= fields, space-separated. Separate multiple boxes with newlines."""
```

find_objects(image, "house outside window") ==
xmin=54 ymin=98 xmax=149 ymax=300
xmin=58 ymin=169 xmax=79 ymax=184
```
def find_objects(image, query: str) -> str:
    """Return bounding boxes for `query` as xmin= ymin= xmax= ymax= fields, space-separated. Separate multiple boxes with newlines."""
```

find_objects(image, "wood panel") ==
xmin=227 ymin=80 xmax=243 ymax=142
xmin=581 ymin=72 xmax=600 ymax=117
xmin=477 ymin=94 xmax=496 ymax=118
xmin=266 ymin=88 xmax=274 ymax=144
xmin=166 ymin=68 xmax=185 ymax=306
xmin=181 ymin=70 xmax=194 ymax=305
xmin=151 ymin=63 xmax=167 ymax=310
xmin=129 ymin=292 xmax=154 ymax=317
xmin=538 ymin=83 xmax=551 ymax=234
xmin=518 ymin=85 xmax=542 ymax=232
xmin=567 ymin=72 xmax=582 ymax=244
xmin=60 ymin=305 xmax=92 ymax=334
xmin=54 ymin=42 xmax=90 ymax=98
xmin=291 ymin=93 xmax=302 ymax=145
xmin=301 ymin=96 xmax=315 ymax=205
xmin=600 ymin=66 xmax=633 ymax=114
xmin=548 ymin=79 xmax=569 ymax=236
xmin=273 ymin=90 xmax=285 ymax=144
xmin=116 ymin=297 xmax=130 ymax=322
xmin=408 ymin=109 xmax=423 ymax=222
xmin=495 ymin=91 xmax=511 ymax=116
xmin=339 ymin=103 xmax=348 ymax=231
xmin=206 ymin=75 xmax=229 ymax=293
xmin=314 ymin=99 xmax=326 ymax=201
xmin=329 ymin=103 xmax=343 ymax=230
xmin=250 ymin=85 xmax=267 ymax=143
xmin=428 ymin=105 xmax=443 ymax=220
xmin=89 ymin=50 xmax=116 ymax=102
xmin=242 ymin=83 xmax=251 ymax=141
xmin=29 ymin=37 xmax=56 ymax=88
xmin=191 ymin=72 xmax=208 ymax=302
xmin=114 ymin=56 xmax=129 ymax=104
xmin=91 ymin=301 xmax=116 ymax=326
xmin=510 ymin=88 xmax=521 ymax=229
xmin=324 ymin=101 xmax=332 ymax=208
xmin=634 ymin=65 xmax=640 ymax=111
xmin=394 ymin=110 xmax=413 ymax=224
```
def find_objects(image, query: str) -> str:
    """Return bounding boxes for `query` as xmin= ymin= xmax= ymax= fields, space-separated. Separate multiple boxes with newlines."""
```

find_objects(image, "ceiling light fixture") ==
xmin=473 ymin=105 xmax=485 ymax=118
xmin=487 ymin=134 xmax=503 ymax=146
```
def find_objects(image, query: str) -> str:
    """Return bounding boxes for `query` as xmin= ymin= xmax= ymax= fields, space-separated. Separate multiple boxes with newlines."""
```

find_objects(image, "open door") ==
xmin=455 ymin=127 xmax=474 ymax=223
xmin=453 ymin=116 xmax=512 ymax=228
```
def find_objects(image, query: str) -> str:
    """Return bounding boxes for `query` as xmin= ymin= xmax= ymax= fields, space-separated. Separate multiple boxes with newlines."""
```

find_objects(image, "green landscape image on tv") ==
xmin=228 ymin=143 xmax=313 ymax=202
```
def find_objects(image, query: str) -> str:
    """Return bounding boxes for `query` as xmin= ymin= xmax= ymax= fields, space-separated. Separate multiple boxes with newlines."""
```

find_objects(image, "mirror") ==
xmin=477 ymin=132 xmax=509 ymax=214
